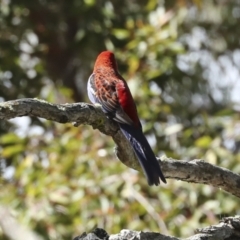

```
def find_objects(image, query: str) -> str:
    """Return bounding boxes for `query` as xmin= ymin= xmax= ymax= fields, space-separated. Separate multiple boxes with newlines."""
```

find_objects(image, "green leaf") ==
xmin=2 ymin=144 xmax=24 ymax=157
xmin=0 ymin=133 xmax=23 ymax=144
xmin=195 ymin=136 xmax=212 ymax=148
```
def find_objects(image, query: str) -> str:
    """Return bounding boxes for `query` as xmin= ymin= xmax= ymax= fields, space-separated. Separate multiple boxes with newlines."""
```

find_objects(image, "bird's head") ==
xmin=94 ymin=51 xmax=118 ymax=72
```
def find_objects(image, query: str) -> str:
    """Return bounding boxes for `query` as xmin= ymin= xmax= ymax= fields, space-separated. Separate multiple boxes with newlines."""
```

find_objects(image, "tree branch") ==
xmin=73 ymin=216 xmax=240 ymax=240
xmin=0 ymin=98 xmax=240 ymax=198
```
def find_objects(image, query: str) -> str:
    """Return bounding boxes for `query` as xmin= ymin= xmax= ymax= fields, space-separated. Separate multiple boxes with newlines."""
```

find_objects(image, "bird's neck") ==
xmin=94 ymin=66 xmax=119 ymax=76
xmin=94 ymin=56 xmax=118 ymax=72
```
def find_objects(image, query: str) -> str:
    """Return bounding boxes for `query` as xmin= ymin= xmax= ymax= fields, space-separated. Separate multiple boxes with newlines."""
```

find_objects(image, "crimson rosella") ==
xmin=87 ymin=51 xmax=166 ymax=186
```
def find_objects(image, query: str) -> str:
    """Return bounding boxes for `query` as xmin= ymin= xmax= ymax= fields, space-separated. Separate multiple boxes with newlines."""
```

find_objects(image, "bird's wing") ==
xmin=87 ymin=73 xmax=98 ymax=104
xmin=88 ymin=73 xmax=134 ymax=125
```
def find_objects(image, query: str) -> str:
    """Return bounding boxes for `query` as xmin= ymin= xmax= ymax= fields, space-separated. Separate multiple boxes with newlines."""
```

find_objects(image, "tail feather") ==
xmin=119 ymin=123 xmax=166 ymax=186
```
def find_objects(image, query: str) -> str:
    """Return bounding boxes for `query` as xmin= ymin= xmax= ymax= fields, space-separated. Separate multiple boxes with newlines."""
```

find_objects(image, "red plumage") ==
xmin=88 ymin=51 xmax=166 ymax=186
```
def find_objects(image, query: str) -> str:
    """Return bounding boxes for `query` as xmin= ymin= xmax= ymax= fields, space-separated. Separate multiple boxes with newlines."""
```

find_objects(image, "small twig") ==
xmin=0 ymin=206 xmax=43 ymax=240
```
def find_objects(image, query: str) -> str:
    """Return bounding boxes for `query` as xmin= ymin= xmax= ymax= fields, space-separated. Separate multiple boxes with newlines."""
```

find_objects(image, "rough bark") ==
xmin=74 ymin=216 xmax=240 ymax=240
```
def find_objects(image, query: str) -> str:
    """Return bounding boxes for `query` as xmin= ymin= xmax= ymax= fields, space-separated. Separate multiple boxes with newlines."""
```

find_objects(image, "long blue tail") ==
xmin=119 ymin=123 xmax=166 ymax=186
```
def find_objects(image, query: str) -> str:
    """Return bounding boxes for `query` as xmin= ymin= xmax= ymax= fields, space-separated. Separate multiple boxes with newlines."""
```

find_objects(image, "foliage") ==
xmin=0 ymin=0 xmax=240 ymax=239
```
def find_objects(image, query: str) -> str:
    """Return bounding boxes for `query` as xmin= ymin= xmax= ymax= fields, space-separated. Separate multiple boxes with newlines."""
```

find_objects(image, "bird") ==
xmin=87 ymin=51 xmax=166 ymax=186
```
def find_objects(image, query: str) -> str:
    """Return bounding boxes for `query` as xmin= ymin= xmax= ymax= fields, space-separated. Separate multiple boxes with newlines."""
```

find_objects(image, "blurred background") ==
xmin=0 ymin=0 xmax=240 ymax=239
